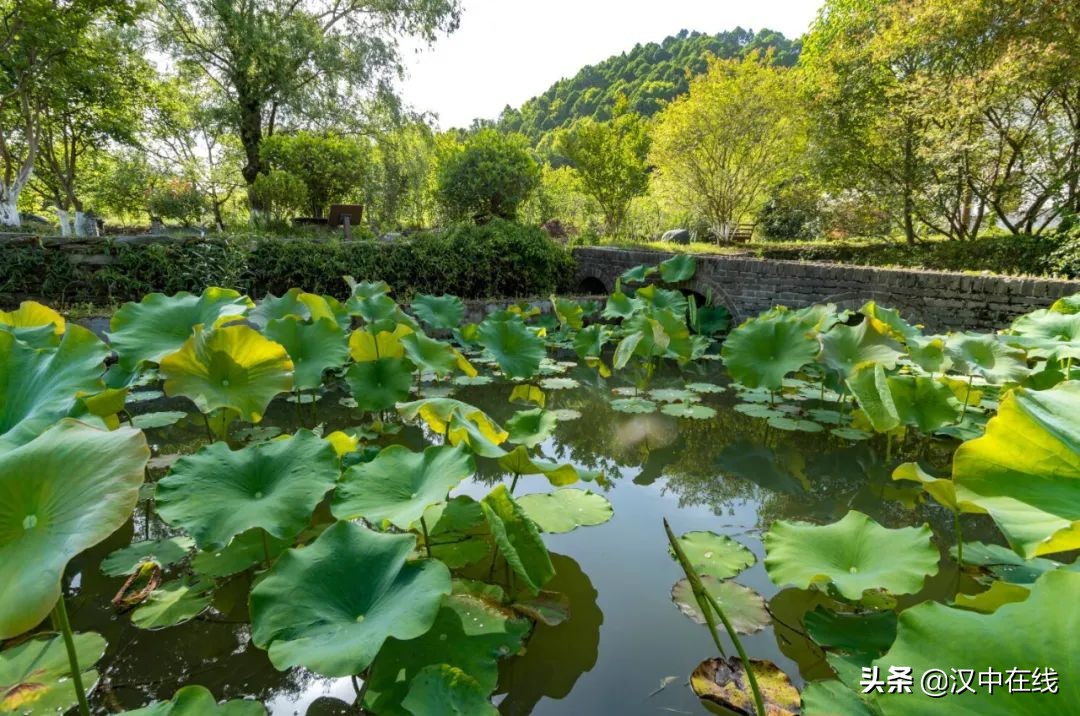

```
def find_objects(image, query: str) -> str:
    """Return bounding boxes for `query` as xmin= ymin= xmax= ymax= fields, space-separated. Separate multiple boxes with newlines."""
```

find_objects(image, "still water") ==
xmin=67 ymin=359 xmax=971 ymax=715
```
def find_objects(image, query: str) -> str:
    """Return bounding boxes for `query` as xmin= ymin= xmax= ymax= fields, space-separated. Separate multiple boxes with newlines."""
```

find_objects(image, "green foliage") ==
xmin=436 ymin=130 xmax=540 ymax=223
xmin=260 ymin=131 xmax=366 ymax=218
xmin=757 ymin=176 xmax=822 ymax=240
xmin=147 ymin=179 xmax=208 ymax=226
xmin=249 ymin=171 xmax=309 ymax=223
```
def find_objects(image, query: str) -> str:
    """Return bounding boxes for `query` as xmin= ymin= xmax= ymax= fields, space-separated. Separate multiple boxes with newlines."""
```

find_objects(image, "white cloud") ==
xmin=397 ymin=0 xmax=823 ymax=129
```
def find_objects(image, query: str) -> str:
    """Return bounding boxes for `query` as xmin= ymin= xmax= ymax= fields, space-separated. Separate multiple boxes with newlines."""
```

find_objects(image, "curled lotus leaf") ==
xmin=263 ymin=316 xmax=348 ymax=391
xmin=497 ymin=445 xmax=581 ymax=486
xmin=107 ymin=288 xmax=253 ymax=375
xmin=0 ymin=325 xmax=110 ymax=449
xmin=671 ymin=577 xmax=770 ymax=634
xmin=122 ymin=685 xmax=266 ymax=715
xmin=819 ymin=320 xmax=904 ymax=378
xmin=516 ymin=489 xmax=613 ymax=533
xmin=721 ymin=308 xmax=821 ymax=391
xmin=481 ymin=485 xmax=554 ymax=595
xmin=670 ymin=531 xmax=756 ymax=580
xmin=332 ymin=444 xmax=475 ymax=530
xmin=476 ymin=315 xmax=545 ymax=379
xmin=764 ymin=510 xmax=939 ymax=601
xmin=160 ymin=324 xmax=294 ymax=423
xmin=344 ymin=357 xmax=415 ymax=411
xmin=952 ymin=382 xmax=1080 ymax=558
xmin=191 ymin=529 xmax=291 ymax=579
xmin=505 ymin=408 xmax=558 ymax=448
xmin=156 ymin=429 xmax=338 ymax=550
xmin=411 ymin=294 xmax=466 ymax=331
xmin=0 ymin=420 xmax=149 ymax=639
xmin=691 ymin=657 xmax=800 ymax=716
xmin=551 ymin=296 xmax=585 ymax=330
xmin=400 ymin=331 xmax=475 ymax=377
xmin=0 ymin=631 xmax=106 ymax=715
xmin=398 ymin=398 xmax=508 ymax=445
xmin=945 ymin=333 xmax=1028 ymax=384
xmin=602 ymin=290 xmax=644 ymax=320
xmin=250 ymin=521 xmax=451 ymax=677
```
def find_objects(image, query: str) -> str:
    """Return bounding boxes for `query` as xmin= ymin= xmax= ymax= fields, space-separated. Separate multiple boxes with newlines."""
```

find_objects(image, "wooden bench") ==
xmin=729 ymin=223 xmax=756 ymax=244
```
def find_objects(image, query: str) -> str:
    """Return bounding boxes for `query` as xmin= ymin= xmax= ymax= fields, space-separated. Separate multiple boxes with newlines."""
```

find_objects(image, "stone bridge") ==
xmin=572 ymin=246 xmax=1080 ymax=332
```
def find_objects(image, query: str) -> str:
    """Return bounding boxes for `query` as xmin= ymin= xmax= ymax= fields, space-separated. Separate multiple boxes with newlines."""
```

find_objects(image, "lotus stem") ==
xmin=954 ymin=512 xmax=963 ymax=564
xmin=419 ymin=516 xmax=433 ymax=559
xmin=293 ymin=388 xmax=306 ymax=427
xmin=261 ymin=529 xmax=272 ymax=569
xmin=664 ymin=518 xmax=766 ymax=716
xmin=201 ymin=412 xmax=214 ymax=442
xmin=52 ymin=596 xmax=90 ymax=716
xmin=509 ymin=471 xmax=520 ymax=495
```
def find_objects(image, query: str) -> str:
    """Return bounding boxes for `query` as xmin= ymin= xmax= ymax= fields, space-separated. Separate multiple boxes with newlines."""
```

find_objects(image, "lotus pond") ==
xmin=2 ymin=254 xmax=1078 ymax=716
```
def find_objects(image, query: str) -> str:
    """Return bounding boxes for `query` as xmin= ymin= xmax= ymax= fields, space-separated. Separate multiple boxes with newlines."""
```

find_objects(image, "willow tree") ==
xmin=154 ymin=0 xmax=461 ymax=215
xmin=649 ymin=54 xmax=804 ymax=242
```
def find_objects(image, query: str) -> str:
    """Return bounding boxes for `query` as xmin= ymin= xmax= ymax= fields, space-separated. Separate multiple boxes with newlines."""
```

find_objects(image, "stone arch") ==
xmin=576 ymin=275 xmax=608 ymax=295
xmin=689 ymin=277 xmax=744 ymax=325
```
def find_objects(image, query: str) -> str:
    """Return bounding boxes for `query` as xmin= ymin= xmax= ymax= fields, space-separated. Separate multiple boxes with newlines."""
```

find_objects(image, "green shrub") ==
xmin=758 ymin=177 xmax=822 ymax=240
xmin=147 ymin=179 xmax=207 ymax=226
xmin=436 ymin=130 xmax=540 ymax=223
xmin=1042 ymin=225 xmax=1080 ymax=277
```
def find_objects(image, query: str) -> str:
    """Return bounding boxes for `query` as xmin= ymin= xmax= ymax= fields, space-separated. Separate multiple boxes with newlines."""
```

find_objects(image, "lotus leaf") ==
xmin=190 ymin=529 xmax=292 ymax=578
xmin=691 ymin=657 xmax=800 ymax=716
xmin=819 ymin=320 xmax=903 ymax=377
xmin=658 ymin=253 xmax=696 ymax=282
xmin=764 ymin=511 xmax=939 ymax=601
xmin=620 ymin=264 xmax=657 ymax=283
xmin=505 ymin=408 xmax=558 ymax=448
xmin=496 ymin=445 xmax=579 ymax=486
xmin=551 ymin=296 xmax=584 ymax=330
xmin=906 ymin=334 xmax=951 ymax=374
xmin=671 ymin=531 xmax=756 ymax=580
xmin=398 ymin=399 xmax=508 ymax=445
xmin=410 ymin=294 xmax=466 ymax=331
xmin=951 ymin=541 xmax=1078 ymax=584
xmin=671 ymin=577 xmax=770 ymax=634
xmin=122 ymin=685 xmax=266 ymax=715
xmin=156 ymin=430 xmax=338 ymax=550
xmin=722 ymin=310 xmax=820 ymax=391
xmin=573 ymin=324 xmax=611 ymax=358
xmin=402 ymin=664 xmax=498 ymax=716
xmin=0 ymin=632 xmax=106 ymax=715
xmin=476 ymin=315 xmax=545 ymax=379
xmin=612 ymin=331 xmax=644 ymax=370
xmin=349 ymin=324 xmax=413 ymax=362
xmin=263 ymin=316 xmax=348 ymax=391
xmin=130 ymin=578 xmax=214 ymax=630
xmin=0 ymin=325 xmax=109 ymax=449
xmin=160 ymin=324 xmax=293 ymax=423
xmin=860 ymin=300 xmax=919 ymax=340
xmin=803 ymin=607 xmax=897 ymax=657
xmin=952 ymin=580 xmax=1030 ymax=613
xmin=400 ymin=331 xmax=464 ymax=377
xmin=131 ymin=411 xmax=189 ymax=430
xmin=516 ymin=489 xmax=613 ymax=533
xmin=801 ymin=679 xmax=877 ymax=716
xmin=108 ymin=288 xmax=252 ymax=375
xmin=101 ymin=536 xmax=195 ymax=577
xmin=332 ymin=444 xmax=474 ymax=529
xmin=951 ymin=382 xmax=1080 ymax=558
xmin=250 ymin=521 xmax=451 ymax=676
xmin=602 ymin=290 xmax=644 ymax=320
xmin=945 ymin=333 xmax=1027 ymax=384
xmin=344 ymin=358 xmax=415 ymax=411
xmin=0 ymin=420 xmax=149 ymax=638
xmin=538 ymin=377 xmax=578 ymax=390
xmin=888 ymin=375 xmax=961 ymax=432
xmin=481 ymin=485 xmax=554 ymax=594
xmin=609 ymin=397 xmax=657 ymax=414
xmin=846 ymin=364 xmax=900 ymax=433
xmin=363 ymin=589 xmax=530 ymax=715
xmin=247 ymin=288 xmax=311 ymax=327
xmin=869 ymin=569 xmax=1080 ymax=714
xmin=661 ymin=402 xmax=716 ymax=419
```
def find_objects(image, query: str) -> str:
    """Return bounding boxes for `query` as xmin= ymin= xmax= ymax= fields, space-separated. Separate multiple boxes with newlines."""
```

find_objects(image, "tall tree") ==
xmin=154 ymin=0 xmax=461 ymax=215
xmin=555 ymin=101 xmax=651 ymax=236
xmin=650 ymin=54 xmax=804 ymax=241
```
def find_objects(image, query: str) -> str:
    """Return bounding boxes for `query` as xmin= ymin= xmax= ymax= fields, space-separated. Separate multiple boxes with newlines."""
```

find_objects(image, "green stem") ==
xmin=664 ymin=520 xmax=725 ymax=656
xmin=957 ymin=374 xmax=975 ymax=422
xmin=701 ymin=588 xmax=767 ymax=716
xmin=201 ymin=412 xmax=213 ymax=442
xmin=420 ymin=516 xmax=433 ymax=559
xmin=954 ymin=512 xmax=963 ymax=564
xmin=293 ymin=388 xmax=306 ymax=427
xmin=261 ymin=529 xmax=272 ymax=570
xmin=51 ymin=597 xmax=90 ymax=716
xmin=509 ymin=471 xmax=520 ymax=495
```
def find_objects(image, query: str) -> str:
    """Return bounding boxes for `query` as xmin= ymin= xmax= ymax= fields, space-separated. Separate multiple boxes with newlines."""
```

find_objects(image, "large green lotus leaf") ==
xmin=649 ymin=307 xmax=695 ymax=362
xmin=332 ymin=445 xmax=474 ymax=529
xmin=0 ymin=325 xmax=109 ymax=449
xmin=516 ymin=489 xmax=613 ymax=533
xmin=160 ymin=324 xmax=293 ymax=423
xmin=505 ymin=408 xmax=558 ymax=448
xmin=191 ymin=529 xmax=292 ymax=579
xmin=846 ymin=364 xmax=901 ymax=433
xmin=635 ymin=286 xmax=689 ymax=319
xmin=671 ymin=576 xmax=770 ymax=634
xmin=658 ymin=253 xmax=696 ymax=282
xmin=130 ymin=578 xmax=214 ymax=630
xmin=860 ymin=300 xmax=919 ymax=341
xmin=1011 ymin=307 xmax=1080 ymax=344
xmin=722 ymin=310 xmax=820 ymax=391
xmin=945 ymin=333 xmax=1028 ymax=384
xmin=101 ymin=536 xmax=195 ymax=577
xmin=344 ymin=357 xmax=415 ymax=411
xmin=399 ymin=331 xmax=459 ymax=377
xmin=398 ymin=399 xmax=508 ymax=446
xmin=871 ymin=569 xmax=1080 ymax=714
xmin=801 ymin=679 xmax=878 ymax=716
xmin=602 ymin=290 xmax=644 ymax=320
xmin=764 ymin=511 xmax=939 ymax=601
xmin=803 ymin=607 xmax=897 ymax=657
xmin=551 ymin=296 xmax=585 ymax=330
xmin=819 ymin=320 xmax=903 ymax=377
xmin=248 ymin=288 xmax=311 ymax=328
xmin=952 ymin=382 xmax=1080 ymax=558
xmin=0 ymin=632 xmax=106 ymax=715
xmin=108 ymin=288 xmax=253 ymax=374
xmin=497 ymin=445 xmax=580 ymax=487
xmin=411 ymin=294 xmax=466 ymax=331
xmin=888 ymin=375 xmax=961 ymax=433
xmin=249 ymin=521 xmax=451 ymax=677
xmin=906 ymin=334 xmax=951 ymax=374
xmin=156 ymin=430 xmax=337 ymax=550
xmin=122 ymin=685 xmax=266 ymax=715
xmin=0 ymin=420 xmax=148 ymax=638
xmin=349 ymin=323 xmax=412 ymax=362
xmin=572 ymin=324 xmax=611 ymax=358
xmin=620 ymin=264 xmax=658 ymax=283
xmin=672 ymin=531 xmax=757 ymax=580
xmin=449 ymin=411 xmax=511 ymax=458
xmin=480 ymin=485 xmax=554 ymax=594
xmin=364 ymin=589 xmax=530 ymax=715
xmin=476 ymin=316 xmax=545 ymax=379
xmin=263 ymin=316 xmax=348 ymax=391
xmin=348 ymin=292 xmax=402 ymax=323
xmin=402 ymin=664 xmax=498 ymax=716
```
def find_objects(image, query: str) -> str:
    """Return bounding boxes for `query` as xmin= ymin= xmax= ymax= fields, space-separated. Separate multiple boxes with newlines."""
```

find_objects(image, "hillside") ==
xmin=496 ymin=28 xmax=801 ymax=142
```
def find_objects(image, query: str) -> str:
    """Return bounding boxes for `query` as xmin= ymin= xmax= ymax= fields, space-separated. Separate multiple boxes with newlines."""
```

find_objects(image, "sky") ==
xmin=397 ymin=0 xmax=825 ymax=129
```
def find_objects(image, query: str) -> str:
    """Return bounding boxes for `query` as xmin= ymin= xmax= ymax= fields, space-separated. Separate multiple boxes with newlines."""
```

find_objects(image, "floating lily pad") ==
xmin=538 ymin=377 xmax=579 ymax=390
xmin=131 ymin=578 xmax=214 ymax=630
xmin=610 ymin=397 xmax=657 ymax=414
xmin=691 ymin=657 xmax=800 ymax=716
xmin=131 ymin=411 xmax=189 ymax=430
xmin=190 ymin=529 xmax=292 ymax=578
xmin=670 ymin=531 xmax=756 ymax=580
xmin=550 ymin=408 xmax=582 ymax=421
xmin=516 ymin=489 xmax=614 ymax=533
xmin=661 ymin=402 xmax=717 ymax=419
xmin=250 ymin=521 xmax=451 ymax=677
xmin=506 ymin=408 xmax=558 ymax=448
xmin=101 ymin=536 xmax=195 ymax=577
xmin=734 ymin=403 xmax=783 ymax=419
xmin=686 ymin=382 xmax=725 ymax=394
xmin=830 ymin=427 xmax=873 ymax=441
xmin=156 ymin=430 xmax=338 ymax=550
xmin=671 ymin=577 xmax=770 ymax=634
xmin=0 ymin=632 xmax=106 ymax=715
xmin=648 ymin=388 xmax=700 ymax=403
xmin=764 ymin=510 xmax=939 ymax=601
xmin=402 ymin=664 xmax=498 ymax=716
xmin=767 ymin=416 xmax=823 ymax=432
xmin=123 ymin=685 xmax=265 ymax=715
xmin=453 ymin=375 xmax=493 ymax=386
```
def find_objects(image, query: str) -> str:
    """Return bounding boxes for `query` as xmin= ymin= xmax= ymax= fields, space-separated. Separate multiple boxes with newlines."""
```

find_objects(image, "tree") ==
xmin=154 ymin=0 xmax=461 ymax=215
xmin=0 ymin=0 xmax=140 ymax=227
xmin=435 ymin=129 xmax=539 ymax=223
xmin=555 ymin=103 xmax=651 ymax=236
xmin=261 ymin=131 xmax=367 ymax=218
xmin=650 ymin=54 xmax=805 ymax=241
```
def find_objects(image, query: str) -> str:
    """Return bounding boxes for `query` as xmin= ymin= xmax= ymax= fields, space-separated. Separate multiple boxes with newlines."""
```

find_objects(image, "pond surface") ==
xmin=67 ymin=358 xmax=978 ymax=715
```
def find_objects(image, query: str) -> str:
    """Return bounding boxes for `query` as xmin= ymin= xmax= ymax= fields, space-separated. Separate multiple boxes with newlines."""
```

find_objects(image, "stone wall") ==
xmin=573 ymin=246 xmax=1080 ymax=331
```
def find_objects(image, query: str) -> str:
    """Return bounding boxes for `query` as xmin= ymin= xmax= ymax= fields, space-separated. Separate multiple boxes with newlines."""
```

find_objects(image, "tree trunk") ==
xmin=57 ymin=208 xmax=72 ymax=237
xmin=0 ymin=193 xmax=19 ymax=227
xmin=902 ymin=126 xmax=917 ymax=245
xmin=74 ymin=211 xmax=97 ymax=237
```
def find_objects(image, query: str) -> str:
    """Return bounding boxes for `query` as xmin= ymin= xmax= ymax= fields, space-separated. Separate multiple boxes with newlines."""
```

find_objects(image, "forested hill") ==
xmin=495 ymin=28 xmax=801 ymax=142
